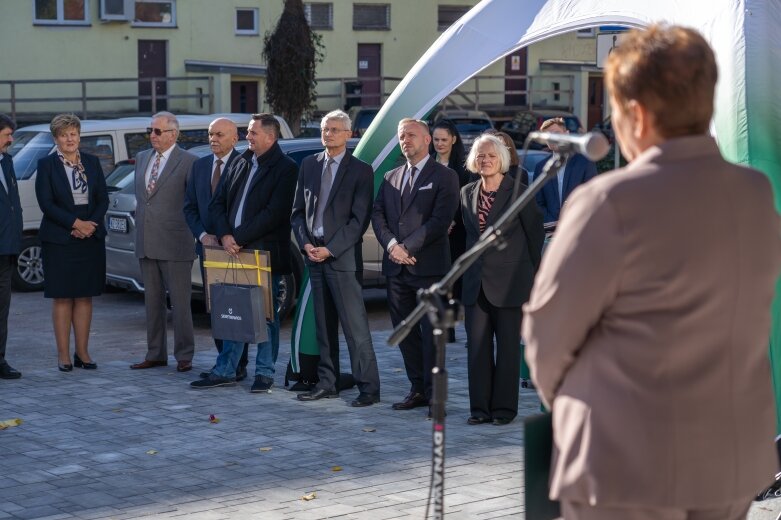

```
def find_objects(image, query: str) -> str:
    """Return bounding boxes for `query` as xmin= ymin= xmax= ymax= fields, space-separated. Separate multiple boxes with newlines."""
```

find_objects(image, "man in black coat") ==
xmin=192 ymin=114 xmax=297 ymax=393
xmin=0 ymin=114 xmax=22 ymax=379
xmin=371 ymin=118 xmax=460 ymax=414
xmin=291 ymin=110 xmax=380 ymax=406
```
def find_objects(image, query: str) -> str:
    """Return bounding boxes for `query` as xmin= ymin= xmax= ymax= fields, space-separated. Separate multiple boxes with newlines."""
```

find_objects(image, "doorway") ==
xmin=357 ymin=44 xmax=382 ymax=106
xmin=504 ymin=48 xmax=528 ymax=106
xmin=138 ymin=40 xmax=167 ymax=113
xmin=587 ymin=75 xmax=605 ymax=130
xmin=231 ymin=81 xmax=258 ymax=113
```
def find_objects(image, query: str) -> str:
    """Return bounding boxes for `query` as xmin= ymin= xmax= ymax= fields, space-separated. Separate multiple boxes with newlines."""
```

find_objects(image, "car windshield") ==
xmin=105 ymin=163 xmax=136 ymax=192
xmin=453 ymin=119 xmax=492 ymax=134
xmin=9 ymin=131 xmax=54 ymax=180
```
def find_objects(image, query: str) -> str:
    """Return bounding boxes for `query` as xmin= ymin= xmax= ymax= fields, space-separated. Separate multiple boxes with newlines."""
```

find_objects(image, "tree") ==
xmin=263 ymin=0 xmax=323 ymax=136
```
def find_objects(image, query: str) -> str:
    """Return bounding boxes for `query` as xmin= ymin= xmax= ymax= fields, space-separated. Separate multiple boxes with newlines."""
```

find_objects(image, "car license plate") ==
xmin=108 ymin=216 xmax=128 ymax=233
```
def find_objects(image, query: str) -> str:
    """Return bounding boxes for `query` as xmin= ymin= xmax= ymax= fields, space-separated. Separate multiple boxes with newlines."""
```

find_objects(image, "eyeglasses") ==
xmin=146 ymin=127 xmax=176 ymax=136
xmin=321 ymin=127 xmax=349 ymax=134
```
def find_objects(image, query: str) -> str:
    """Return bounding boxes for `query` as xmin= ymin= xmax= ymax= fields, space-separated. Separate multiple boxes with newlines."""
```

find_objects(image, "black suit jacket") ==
xmin=0 ymin=153 xmax=22 ymax=256
xmin=35 ymin=152 xmax=108 ymax=245
xmin=534 ymin=152 xmax=597 ymax=223
xmin=184 ymin=149 xmax=240 ymax=256
xmin=371 ymin=157 xmax=460 ymax=278
xmin=460 ymin=174 xmax=544 ymax=307
xmin=209 ymin=143 xmax=298 ymax=275
xmin=290 ymin=150 xmax=373 ymax=272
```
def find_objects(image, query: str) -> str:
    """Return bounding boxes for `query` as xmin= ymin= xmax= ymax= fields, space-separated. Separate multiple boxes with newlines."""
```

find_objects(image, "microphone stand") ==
xmin=388 ymin=152 xmax=567 ymax=519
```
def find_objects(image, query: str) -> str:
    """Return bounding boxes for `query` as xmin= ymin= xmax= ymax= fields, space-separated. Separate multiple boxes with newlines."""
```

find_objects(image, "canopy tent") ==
xmin=292 ymin=0 xmax=781 ymax=430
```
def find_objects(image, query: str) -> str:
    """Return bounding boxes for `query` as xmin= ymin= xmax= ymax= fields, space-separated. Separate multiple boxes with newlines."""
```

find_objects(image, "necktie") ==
xmin=211 ymin=159 xmax=223 ymax=194
xmin=401 ymin=166 xmax=416 ymax=203
xmin=313 ymin=158 xmax=336 ymax=236
xmin=146 ymin=153 xmax=163 ymax=194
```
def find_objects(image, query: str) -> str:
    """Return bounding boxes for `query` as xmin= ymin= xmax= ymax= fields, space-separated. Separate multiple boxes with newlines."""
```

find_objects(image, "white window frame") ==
xmin=33 ymin=0 xmax=91 ymax=26
xmin=235 ymin=7 xmax=259 ymax=36
xmin=100 ymin=0 xmax=132 ymax=21
xmin=131 ymin=0 xmax=176 ymax=28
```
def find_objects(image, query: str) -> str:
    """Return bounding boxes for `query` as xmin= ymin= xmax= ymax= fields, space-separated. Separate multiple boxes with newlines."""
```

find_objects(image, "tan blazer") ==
xmin=523 ymin=135 xmax=781 ymax=509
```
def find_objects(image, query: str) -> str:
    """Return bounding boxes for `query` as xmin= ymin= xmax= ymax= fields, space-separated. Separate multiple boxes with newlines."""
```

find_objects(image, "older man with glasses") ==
xmin=129 ymin=111 xmax=198 ymax=373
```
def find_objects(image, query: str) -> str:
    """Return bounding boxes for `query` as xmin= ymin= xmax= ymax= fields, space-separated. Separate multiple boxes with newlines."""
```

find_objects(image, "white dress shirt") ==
xmin=144 ymin=144 xmax=176 ymax=187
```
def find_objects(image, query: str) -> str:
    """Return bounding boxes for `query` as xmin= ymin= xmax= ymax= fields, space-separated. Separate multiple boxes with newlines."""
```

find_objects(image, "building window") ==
xmin=133 ymin=0 xmax=175 ymax=27
xmin=353 ymin=4 xmax=389 ymax=30
xmin=235 ymin=8 xmax=258 ymax=35
xmin=437 ymin=5 xmax=468 ymax=31
xmin=576 ymin=27 xmax=596 ymax=38
xmin=304 ymin=2 xmax=332 ymax=30
xmin=34 ymin=0 xmax=90 ymax=25
xmin=552 ymin=82 xmax=561 ymax=102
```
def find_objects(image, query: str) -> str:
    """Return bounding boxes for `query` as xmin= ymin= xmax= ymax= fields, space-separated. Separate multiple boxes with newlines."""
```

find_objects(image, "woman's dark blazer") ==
xmin=35 ymin=152 xmax=109 ymax=245
xmin=460 ymin=174 xmax=544 ymax=308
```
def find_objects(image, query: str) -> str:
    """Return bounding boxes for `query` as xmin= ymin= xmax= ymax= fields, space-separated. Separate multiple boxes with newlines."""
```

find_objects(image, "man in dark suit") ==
xmin=371 ymin=118 xmax=459 ymax=414
xmin=192 ymin=113 xmax=297 ymax=393
xmin=291 ymin=110 xmax=380 ymax=406
xmin=129 ymin=112 xmax=198 ymax=373
xmin=533 ymin=117 xmax=597 ymax=223
xmin=0 ymin=114 xmax=22 ymax=379
xmin=183 ymin=117 xmax=248 ymax=381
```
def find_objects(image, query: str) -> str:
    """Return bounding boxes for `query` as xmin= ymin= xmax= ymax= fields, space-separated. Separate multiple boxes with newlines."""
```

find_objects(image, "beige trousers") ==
xmin=560 ymin=498 xmax=753 ymax=520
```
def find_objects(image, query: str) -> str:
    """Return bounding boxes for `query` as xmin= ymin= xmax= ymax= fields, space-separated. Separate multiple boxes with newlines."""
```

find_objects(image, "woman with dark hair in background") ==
xmin=35 ymin=114 xmax=108 ymax=372
xmin=430 ymin=119 xmax=470 ymax=343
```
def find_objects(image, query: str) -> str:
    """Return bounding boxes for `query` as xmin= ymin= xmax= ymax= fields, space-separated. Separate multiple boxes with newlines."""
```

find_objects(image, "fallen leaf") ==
xmin=146 ymin=449 xmax=158 ymax=455
xmin=112 ymin=409 xmax=122 ymax=413
xmin=301 ymin=492 xmax=316 ymax=501
xmin=392 ymin=368 xmax=403 ymax=373
xmin=259 ymin=447 xmax=272 ymax=452
xmin=331 ymin=466 xmax=342 ymax=472
xmin=0 ymin=418 xmax=22 ymax=430
xmin=209 ymin=414 xmax=220 ymax=424
xmin=361 ymin=427 xmax=376 ymax=433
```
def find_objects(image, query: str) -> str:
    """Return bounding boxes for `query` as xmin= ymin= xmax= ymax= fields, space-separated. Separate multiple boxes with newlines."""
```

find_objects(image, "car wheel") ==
xmin=12 ymin=237 xmax=45 ymax=292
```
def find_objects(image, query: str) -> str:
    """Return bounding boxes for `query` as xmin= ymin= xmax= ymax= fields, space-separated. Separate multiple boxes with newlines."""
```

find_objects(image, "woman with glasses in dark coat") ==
xmin=35 ymin=114 xmax=108 ymax=372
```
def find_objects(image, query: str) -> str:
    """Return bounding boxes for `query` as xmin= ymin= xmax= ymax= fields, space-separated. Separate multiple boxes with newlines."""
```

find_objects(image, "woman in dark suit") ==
xmin=430 ymin=119 xmax=469 ymax=342
xmin=35 ymin=114 xmax=108 ymax=371
xmin=461 ymin=134 xmax=543 ymax=425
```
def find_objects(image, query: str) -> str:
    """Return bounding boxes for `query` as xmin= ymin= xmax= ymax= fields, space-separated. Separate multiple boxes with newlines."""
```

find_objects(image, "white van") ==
xmin=9 ymin=113 xmax=293 ymax=291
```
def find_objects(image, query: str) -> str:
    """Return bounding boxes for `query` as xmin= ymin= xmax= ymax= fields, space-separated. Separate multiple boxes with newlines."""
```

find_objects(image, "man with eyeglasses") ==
xmin=371 ymin=118 xmax=459 ymax=416
xmin=291 ymin=110 xmax=381 ymax=406
xmin=130 ymin=111 xmax=198 ymax=373
xmin=192 ymin=113 xmax=297 ymax=393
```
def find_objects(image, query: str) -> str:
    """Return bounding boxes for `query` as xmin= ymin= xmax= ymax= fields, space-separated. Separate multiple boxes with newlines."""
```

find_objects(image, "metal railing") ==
xmin=0 ymin=76 xmax=214 ymax=121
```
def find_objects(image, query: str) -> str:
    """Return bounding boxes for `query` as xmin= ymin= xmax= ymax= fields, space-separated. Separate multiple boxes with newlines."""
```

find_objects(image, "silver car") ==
xmin=104 ymin=138 xmax=383 ymax=319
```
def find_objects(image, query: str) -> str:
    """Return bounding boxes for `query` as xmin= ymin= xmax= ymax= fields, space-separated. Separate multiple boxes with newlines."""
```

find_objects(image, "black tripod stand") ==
xmin=388 ymin=153 xmax=567 ymax=519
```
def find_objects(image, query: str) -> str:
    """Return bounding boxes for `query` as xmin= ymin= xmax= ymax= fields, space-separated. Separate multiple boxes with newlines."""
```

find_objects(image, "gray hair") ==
xmin=50 ymin=113 xmax=81 ymax=138
xmin=465 ymin=134 xmax=511 ymax=174
xmin=152 ymin=111 xmax=179 ymax=131
xmin=321 ymin=110 xmax=352 ymax=132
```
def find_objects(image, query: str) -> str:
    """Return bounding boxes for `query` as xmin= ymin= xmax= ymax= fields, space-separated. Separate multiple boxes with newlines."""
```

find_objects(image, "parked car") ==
xmin=103 ymin=138 xmax=383 ymax=320
xmin=9 ymin=114 xmax=293 ymax=291
xmin=346 ymin=106 xmax=380 ymax=137
xmin=500 ymin=109 xmax=583 ymax=149
xmin=431 ymin=110 xmax=494 ymax=147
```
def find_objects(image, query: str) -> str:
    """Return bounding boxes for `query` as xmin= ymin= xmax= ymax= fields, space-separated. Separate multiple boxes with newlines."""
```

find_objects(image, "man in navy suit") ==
xmin=291 ymin=110 xmax=381 ymax=406
xmin=183 ymin=118 xmax=248 ymax=381
xmin=371 ymin=118 xmax=460 ymax=414
xmin=0 ymin=114 xmax=22 ymax=379
xmin=533 ymin=117 xmax=597 ymax=224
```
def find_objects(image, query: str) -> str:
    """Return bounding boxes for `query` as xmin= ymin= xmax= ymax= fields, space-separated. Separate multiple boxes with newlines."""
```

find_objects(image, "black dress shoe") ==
xmin=351 ymin=393 xmax=380 ymax=407
xmin=392 ymin=391 xmax=428 ymax=410
xmin=58 ymin=363 xmax=73 ymax=372
xmin=492 ymin=417 xmax=513 ymax=426
xmin=0 ymin=363 xmax=21 ymax=379
xmin=297 ymin=388 xmax=339 ymax=401
xmin=199 ymin=371 xmax=211 ymax=379
xmin=73 ymin=354 xmax=97 ymax=370
xmin=467 ymin=416 xmax=491 ymax=425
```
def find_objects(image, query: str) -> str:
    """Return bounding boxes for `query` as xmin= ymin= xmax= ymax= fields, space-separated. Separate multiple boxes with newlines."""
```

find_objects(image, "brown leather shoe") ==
xmin=176 ymin=360 xmax=193 ymax=372
xmin=129 ymin=360 xmax=168 ymax=369
xmin=391 ymin=391 xmax=428 ymax=410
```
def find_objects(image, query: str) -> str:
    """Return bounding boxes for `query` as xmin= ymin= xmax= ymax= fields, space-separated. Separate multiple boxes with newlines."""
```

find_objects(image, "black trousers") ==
xmin=199 ymin=254 xmax=248 ymax=369
xmin=0 ymin=255 xmax=12 ymax=363
xmin=310 ymin=262 xmax=380 ymax=395
xmin=465 ymin=288 xmax=522 ymax=421
xmin=387 ymin=269 xmax=440 ymax=400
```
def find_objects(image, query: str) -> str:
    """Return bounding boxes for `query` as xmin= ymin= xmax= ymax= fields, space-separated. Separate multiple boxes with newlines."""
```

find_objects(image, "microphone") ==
xmin=527 ymin=131 xmax=611 ymax=161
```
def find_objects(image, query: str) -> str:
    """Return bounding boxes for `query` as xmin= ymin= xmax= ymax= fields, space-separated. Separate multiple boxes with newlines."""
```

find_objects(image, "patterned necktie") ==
xmin=313 ymin=158 xmax=336 ymax=235
xmin=211 ymin=158 xmax=223 ymax=194
xmin=401 ymin=166 xmax=416 ymax=203
xmin=146 ymin=153 xmax=163 ymax=194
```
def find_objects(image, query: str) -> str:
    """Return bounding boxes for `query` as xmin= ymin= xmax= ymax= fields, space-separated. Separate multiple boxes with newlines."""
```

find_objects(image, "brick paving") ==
xmin=0 ymin=290 xmax=778 ymax=519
